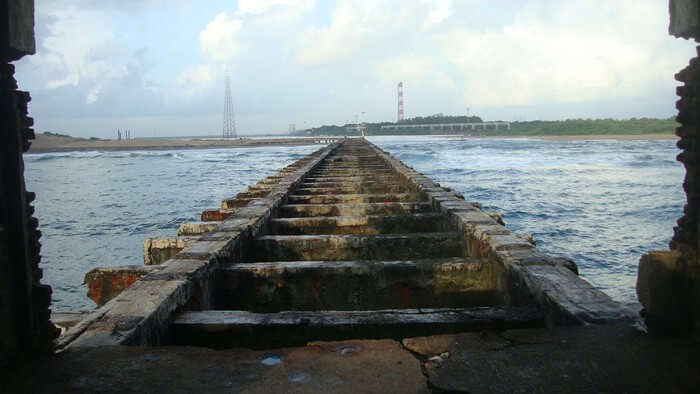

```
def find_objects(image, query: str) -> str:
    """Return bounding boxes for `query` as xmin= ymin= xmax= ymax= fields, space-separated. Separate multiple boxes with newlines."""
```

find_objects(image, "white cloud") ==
xmin=422 ymin=0 xmax=451 ymax=29
xmin=295 ymin=1 xmax=398 ymax=65
xmin=199 ymin=12 xmax=243 ymax=62
xmin=173 ymin=64 xmax=216 ymax=101
xmin=38 ymin=4 xmax=119 ymax=90
xmin=86 ymin=83 xmax=102 ymax=104
xmin=14 ymin=0 xmax=165 ymax=129
xmin=437 ymin=1 xmax=680 ymax=109
xmin=375 ymin=55 xmax=435 ymax=82
xmin=237 ymin=0 xmax=314 ymax=16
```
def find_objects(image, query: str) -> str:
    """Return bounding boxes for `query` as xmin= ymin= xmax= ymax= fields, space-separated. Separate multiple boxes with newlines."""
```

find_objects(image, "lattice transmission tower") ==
xmin=222 ymin=75 xmax=237 ymax=138
xmin=397 ymin=81 xmax=404 ymax=122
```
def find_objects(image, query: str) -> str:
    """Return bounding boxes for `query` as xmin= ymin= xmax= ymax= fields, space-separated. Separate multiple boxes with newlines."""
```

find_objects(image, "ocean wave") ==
xmin=27 ymin=154 xmax=66 ymax=162
xmin=124 ymin=151 xmax=183 ymax=159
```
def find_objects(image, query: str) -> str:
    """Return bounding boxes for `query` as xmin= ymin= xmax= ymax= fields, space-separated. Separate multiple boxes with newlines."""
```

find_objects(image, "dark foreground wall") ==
xmin=637 ymin=0 xmax=700 ymax=337
xmin=0 ymin=0 xmax=57 ymax=368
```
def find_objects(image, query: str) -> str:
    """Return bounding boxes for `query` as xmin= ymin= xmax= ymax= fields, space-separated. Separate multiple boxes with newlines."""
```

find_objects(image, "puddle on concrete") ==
xmin=335 ymin=344 xmax=363 ymax=356
xmin=261 ymin=355 xmax=282 ymax=366
xmin=288 ymin=372 xmax=311 ymax=384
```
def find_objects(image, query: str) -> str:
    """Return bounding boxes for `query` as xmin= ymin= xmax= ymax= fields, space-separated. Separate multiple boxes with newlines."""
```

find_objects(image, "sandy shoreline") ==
xmin=442 ymin=133 xmax=677 ymax=141
xmin=519 ymin=133 xmax=677 ymax=141
xmin=26 ymin=134 xmax=337 ymax=154
xmin=26 ymin=133 xmax=677 ymax=154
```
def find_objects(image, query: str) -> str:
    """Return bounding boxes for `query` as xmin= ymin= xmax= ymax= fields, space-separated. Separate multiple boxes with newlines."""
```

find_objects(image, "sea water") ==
xmin=24 ymin=136 xmax=684 ymax=311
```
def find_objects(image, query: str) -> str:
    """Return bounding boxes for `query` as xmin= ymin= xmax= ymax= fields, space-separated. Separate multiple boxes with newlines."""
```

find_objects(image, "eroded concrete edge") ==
xmin=59 ymin=142 xmax=340 ymax=349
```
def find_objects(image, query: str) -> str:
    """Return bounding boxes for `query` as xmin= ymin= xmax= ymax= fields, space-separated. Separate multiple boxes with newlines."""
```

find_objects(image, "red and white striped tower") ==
xmin=397 ymin=82 xmax=404 ymax=122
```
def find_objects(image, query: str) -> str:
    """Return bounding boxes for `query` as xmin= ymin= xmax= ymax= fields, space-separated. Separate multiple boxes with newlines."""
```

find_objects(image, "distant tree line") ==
xmin=41 ymin=131 xmax=104 ymax=140
xmin=397 ymin=114 xmax=483 ymax=125
xmin=505 ymin=117 xmax=677 ymax=136
xmin=295 ymin=116 xmax=677 ymax=136
xmin=43 ymin=131 xmax=71 ymax=138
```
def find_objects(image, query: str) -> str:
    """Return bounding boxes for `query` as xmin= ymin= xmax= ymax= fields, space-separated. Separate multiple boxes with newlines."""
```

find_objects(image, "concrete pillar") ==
xmin=637 ymin=0 xmax=700 ymax=337
xmin=0 ymin=0 xmax=56 ymax=367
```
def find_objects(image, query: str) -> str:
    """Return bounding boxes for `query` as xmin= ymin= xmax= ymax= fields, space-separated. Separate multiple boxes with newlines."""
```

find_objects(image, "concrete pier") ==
xmin=7 ymin=137 xmax=697 ymax=392
xmin=65 ymin=138 xmax=628 ymax=350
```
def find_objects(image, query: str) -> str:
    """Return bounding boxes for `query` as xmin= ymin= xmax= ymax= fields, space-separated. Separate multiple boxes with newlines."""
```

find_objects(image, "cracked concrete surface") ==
xmin=7 ymin=324 xmax=700 ymax=393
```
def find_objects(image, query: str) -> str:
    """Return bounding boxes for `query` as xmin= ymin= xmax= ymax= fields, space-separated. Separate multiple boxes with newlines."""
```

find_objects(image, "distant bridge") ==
xmin=381 ymin=121 xmax=511 ymax=132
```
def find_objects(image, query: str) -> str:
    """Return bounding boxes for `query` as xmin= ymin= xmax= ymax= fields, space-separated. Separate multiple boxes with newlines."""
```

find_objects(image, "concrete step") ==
xmin=312 ymin=170 xmax=394 ymax=176
xmin=318 ymin=158 xmax=387 ymax=163
xmin=177 ymin=221 xmax=220 ymax=236
xmin=142 ymin=236 xmax=198 ymax=265
xmin=287 ymin=193 xmax=423 ymax=205
xmin=235 ymin=189 xmax=269 ymax=199
xmin=269 ymin=213 xmax=445 ymax=235
xmin=304 ymin=175 xmax=399 ymax=183
xmin=170 ymin=307 xmax=544 ymax=349
xmin=313 ymin=167 xmax=393 ymax=172
xmin=258 ymin=176 xmax=284 ymax=184
xmin=250 ymin=232 xmax=465 ymax=261
xmin=248 ymin=184 xmax=276 ymax=191
xmin=220 ymin=197 xmax=254 ymax=209
xmin=300 ymin=181 xmax=410 ymax=189
xmin=324 ymin=156 xmax=383 ymax=162
xmin=201 ymin=208 xmax=237 ymax=221
xmin=294 ymin=185 xmax=411 ymax=195
xmin=315 ymin=165 xmax=392 ymax=171
xmin=300 ymin=180 xmax=385 ymax=188
xmin=217 ymin=258 xmax=501 ymax=311
xmin=279 ymin=202 xmax=433 ymax=217
xmin=84 ymin=265 xmax=161 ymax=306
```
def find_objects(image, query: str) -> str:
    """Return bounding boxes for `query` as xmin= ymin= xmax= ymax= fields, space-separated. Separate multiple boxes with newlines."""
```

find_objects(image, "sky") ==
xmin=14 ymin=0 xmax=697 ymax=138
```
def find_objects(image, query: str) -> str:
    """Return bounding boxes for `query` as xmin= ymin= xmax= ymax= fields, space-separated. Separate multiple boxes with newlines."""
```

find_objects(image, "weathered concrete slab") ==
xmin=301 ymin=180 xmax=384 ymax=188
xmin=84 ymin=265 xmax=162 ymax=306
xmin=64 ymin=255 xmax=221 ymax=348
xmin=495 ymin=248 xmax=578 ymax=273
xmin=258 ymin=175 xmax=283 ymax=184
xmin=312 ymin=168 xmax=394 ymax=175
xmin=220 ymin=196 xmax=254 ymax=208
xmin=201 ymin=208 xmax=237 ymax=221
xmin=174 ymin=239 xmax=235 ymax=261
xmin=219 ymin=258 xmax=501 ymax=310
xmin=637 ymin=249 xmax=698 ymax=332
xmin=280 ymin=202 xmax=432 ymax=217
xmin=51 ymin=312 xmax=90 ymax=333
xmin=304 ymin=175 xmax=399 ymax=183
xmin=314 ymin=167 xmax=392 ymax=173
xmin=507 ymin=264 xmax=633 ymax=324
xmin=235 ymin=189 xmax=270 ymax=199
xmin=248 ymin=184 xmax=277 ymax=191
xmin=170 ymin=308 xmax=544 ymax=348
xmin=177 ymin=221 xmax=220 ymax=236
xmin=15 ymin=327 xmax=700 ymax=393
xmin=409 ymin=324 xmax=700 ymax=394
xmin=287 ymin=192 xmax=423 ymax=204
xmin=294 ymin=184 xmax=410 ymax=195
xmin=17 ymin=340 xmax=428 ymax=394
xmin=251 ymin=233 xmax=465 ymax=261
xmin=269 ymin=213 xmax=445 ymax=235
xmin=142 ymin=236 xmax=198 ymax=265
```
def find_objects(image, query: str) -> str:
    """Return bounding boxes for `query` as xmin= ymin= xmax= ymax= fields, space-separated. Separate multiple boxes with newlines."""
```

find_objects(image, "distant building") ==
xmin=381 ymin=121 xmax=510 ymax=132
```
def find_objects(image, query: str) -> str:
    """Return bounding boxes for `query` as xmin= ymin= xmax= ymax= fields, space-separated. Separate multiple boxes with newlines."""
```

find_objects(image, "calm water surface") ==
xmin=25 ymin=136 xmax=684 ymax=311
